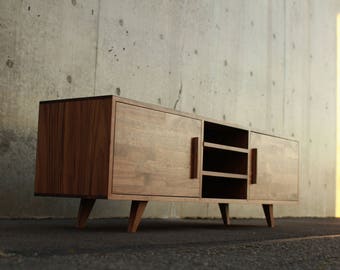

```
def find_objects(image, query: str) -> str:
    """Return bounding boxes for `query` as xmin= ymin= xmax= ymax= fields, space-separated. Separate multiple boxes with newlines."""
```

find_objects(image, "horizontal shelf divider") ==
xmin=202 ymin=171 xmax=248 ymax=179
xmin=203 ymin=142 xmax=249 ymax=153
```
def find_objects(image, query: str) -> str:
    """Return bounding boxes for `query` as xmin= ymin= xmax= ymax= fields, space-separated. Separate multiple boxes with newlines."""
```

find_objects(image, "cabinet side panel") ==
xmin=35 ymin=97 xmax=112 ymax=197
xmin=35 ymin=102 xmax=65 ymax=195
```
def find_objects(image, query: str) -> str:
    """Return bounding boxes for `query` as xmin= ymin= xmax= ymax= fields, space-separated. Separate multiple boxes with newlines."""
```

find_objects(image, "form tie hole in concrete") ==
xmin=71 ymin=0 xmax=76 ymax=6
xmin=66 ymin=75 xmax=72 ymax=84
xmin=116 ymin=87 xmax=121 ymax=96
xmin=119 ymin=19 xmax=124 ymax=27
xmin=6 ymin=59 xmax=14 ymax=68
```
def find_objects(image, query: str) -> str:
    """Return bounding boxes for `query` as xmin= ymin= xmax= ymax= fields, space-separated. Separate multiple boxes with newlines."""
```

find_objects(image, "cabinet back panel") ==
xmin=35 ymin=97 xmax=112 ymax=197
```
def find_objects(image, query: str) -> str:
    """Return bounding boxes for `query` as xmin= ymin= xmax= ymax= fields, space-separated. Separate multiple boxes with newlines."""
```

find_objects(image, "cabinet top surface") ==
xmin=39 ymin=95 xmax=298 ymax=143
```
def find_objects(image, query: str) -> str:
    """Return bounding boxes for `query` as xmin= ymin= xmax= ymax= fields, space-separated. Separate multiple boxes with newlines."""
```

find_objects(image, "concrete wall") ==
xmin=0 ymin=0 xmax=339 ymax=218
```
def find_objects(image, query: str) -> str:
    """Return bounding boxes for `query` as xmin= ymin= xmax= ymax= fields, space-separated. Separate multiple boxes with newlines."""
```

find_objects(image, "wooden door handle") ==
xmin=250 ymin=148 xmax=257 ymax=184
xmin=190 ymin=137 xmax=199 ymax=179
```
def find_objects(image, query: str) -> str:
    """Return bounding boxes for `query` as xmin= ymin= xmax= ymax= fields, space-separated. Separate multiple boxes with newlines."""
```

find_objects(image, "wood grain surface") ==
xmin=262 ymin=204 xmax=275 ymax=227
xmin=127 ymin=200 xmax=148 ymax=233
xmin=35 ymin=96 xmax=112 ymax=197
xmin=34 ymin=95 xmax=299 ymax=208
xmin=249 ymin=132 xmax=299 ymax=201
xmin=112 ymin=102 xmax=202 ymax=197
xmin=218 ymin=203 xmax=231 ymax=226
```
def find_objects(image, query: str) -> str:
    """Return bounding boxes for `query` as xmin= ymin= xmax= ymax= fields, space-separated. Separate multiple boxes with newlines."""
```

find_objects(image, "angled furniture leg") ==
xmin=128 ymin=200 xmax=148 ymax=233
xmin=218 ymin=203 xmax=231 ymax=226
xmin=262 ymin=204 xmax=275 ymax=228
xmin=77 ymin=198 xmax=96 ymax=229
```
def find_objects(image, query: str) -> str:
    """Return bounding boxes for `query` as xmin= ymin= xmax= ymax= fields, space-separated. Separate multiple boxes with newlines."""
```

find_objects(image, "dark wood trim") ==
xmin=40 ymin=95 xmax=113 ymax=104
xmin=250 ymin=148 xmax=257 ymax=184
xmin=262 ymin=204 xmax=275 ymax=227
xmin=35 ymin=98 xmax=112 ymax=197
xmin=77 ymin=198 xmax=96 ymax=229
xmin=218 ymin=203 xmax=230 ymax=226
xmin=190 ymin=137 xmax=199 ymax=178
xmin=34 ymin=193 xmax=106 ymax=199
xmin=107 ymin=99 xmax=116 ymax=196
xmin=128 ymin=201 xmax=148 ymax=233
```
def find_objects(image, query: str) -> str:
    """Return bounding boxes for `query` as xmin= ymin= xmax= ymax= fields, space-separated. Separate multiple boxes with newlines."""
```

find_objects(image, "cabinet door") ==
xmin=112 ymin=102 xmax=202 ymax=197
xmin=249 ymin=132 xmax=299 ymax=201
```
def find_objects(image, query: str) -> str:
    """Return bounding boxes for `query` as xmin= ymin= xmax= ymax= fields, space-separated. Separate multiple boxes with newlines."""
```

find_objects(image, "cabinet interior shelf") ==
xmin=203 ymin=142 xmax=249 ymax=153
xmin=202 ymin=171 xmax=248 ymax=180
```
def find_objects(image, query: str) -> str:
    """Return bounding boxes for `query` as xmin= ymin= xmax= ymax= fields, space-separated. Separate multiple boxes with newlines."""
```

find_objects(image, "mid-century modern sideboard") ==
xmin=35 ymin=95 xmax=299 ymax=232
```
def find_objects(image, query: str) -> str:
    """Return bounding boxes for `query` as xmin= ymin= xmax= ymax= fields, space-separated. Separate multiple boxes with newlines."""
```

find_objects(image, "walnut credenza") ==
xmin=35 ymin=95 xmax=299 ymax=232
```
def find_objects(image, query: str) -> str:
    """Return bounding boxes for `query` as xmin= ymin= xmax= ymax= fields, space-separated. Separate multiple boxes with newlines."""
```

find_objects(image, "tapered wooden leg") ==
xmin=218 ymin=203 xmax=230 ymax=226
xmin=77 ymin=198 xmax=96 ymax=229
xmin=128 ymin=200 xmax=148 ymax=233
xmin=262 ymin=204 xmax=275 ymax=228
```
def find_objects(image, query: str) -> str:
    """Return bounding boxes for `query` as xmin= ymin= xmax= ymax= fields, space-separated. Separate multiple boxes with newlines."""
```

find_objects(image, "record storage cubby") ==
xmin=202 ymin=121 xmax=249 ymax=199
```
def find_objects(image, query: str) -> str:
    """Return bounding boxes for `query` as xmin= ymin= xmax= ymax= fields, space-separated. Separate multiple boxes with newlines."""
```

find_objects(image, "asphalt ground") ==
xmin=1 ymin=218 xmax=340 ymax=269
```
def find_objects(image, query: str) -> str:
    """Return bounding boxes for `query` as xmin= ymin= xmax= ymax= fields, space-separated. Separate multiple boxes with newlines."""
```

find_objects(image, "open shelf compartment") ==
xmin=204 ymin=121 xmax=249 ymax=149
xmin=202 ymin=121 xmax=249 ymax=200
xmin=202 ymin=176 xmax=247 ymax=199
xmin=203 ymin=147 xmax=248 ymax=175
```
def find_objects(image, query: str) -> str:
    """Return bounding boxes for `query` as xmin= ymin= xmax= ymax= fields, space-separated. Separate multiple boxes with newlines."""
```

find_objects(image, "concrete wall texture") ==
xmin=0 ymin=0 xmax=339 ymax=218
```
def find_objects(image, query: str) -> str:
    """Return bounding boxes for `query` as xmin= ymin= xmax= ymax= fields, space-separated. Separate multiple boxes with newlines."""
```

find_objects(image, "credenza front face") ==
xmin=35 ymin=95 xmax=299 ymax=204
xmin=248 ymin=132 xmax=299 ymax=201
xmin=111 ymin=102 xmax=202 ymax=198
